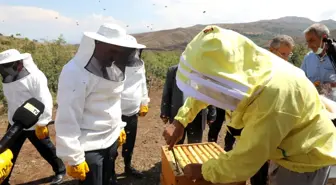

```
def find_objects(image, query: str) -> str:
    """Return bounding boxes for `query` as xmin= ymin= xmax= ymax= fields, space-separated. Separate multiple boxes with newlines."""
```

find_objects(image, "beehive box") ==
xmin=161 ymin=142 xmax=225 ymax=185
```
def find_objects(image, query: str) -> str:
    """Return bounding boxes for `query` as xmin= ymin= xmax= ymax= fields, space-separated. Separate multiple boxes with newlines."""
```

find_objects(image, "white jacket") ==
xmin=121 ymin=63 xmax=150 ymax=116
xmin=3 ymin=55 xmax=53 ymax=130
xmin=55 ymin=35 xmax=125 ymax=165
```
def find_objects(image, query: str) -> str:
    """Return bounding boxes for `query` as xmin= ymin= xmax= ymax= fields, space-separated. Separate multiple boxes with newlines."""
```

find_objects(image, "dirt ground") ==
xmin=0 ymin=85 xmax=336 ymax=185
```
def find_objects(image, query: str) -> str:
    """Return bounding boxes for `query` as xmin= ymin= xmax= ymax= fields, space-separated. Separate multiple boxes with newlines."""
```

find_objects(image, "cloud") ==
xmin=0 ymin=2 xmax=335 ymax=43
xmin=149 ymin=0 xmax=336 ymax=30
xmin=0 ymin=5 xmax=133 ymax=43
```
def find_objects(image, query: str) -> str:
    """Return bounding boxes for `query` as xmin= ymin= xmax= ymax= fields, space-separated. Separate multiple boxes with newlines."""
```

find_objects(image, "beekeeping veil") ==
xmin=0 ymin=49 xmax=38 ymax=83
xmin=72 ymin=23 xmax=146 ymax=82
xmin=176 ymin=25 xmax=274 ymax=111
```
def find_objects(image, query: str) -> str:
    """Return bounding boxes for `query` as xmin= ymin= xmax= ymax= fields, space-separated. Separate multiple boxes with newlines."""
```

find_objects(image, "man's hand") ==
xmin=184 ymin=163 xmax=204 ymax=181
xmin=66 ymin=161 xmax=89 ymax=181
xmin=0 ymin=149 xmax=13 ymax=184
xmin=139 ymin=105 xmax=148 ymax=117
xmin=160 ymin=115 xmax=169 ymax=124
xmin=207 ymin=120 xmax=214 ymax=126
xmin=162 ymin=119 xmax=185 ymax=150
xmin=35 ymin=125 xmax=49 ymax=140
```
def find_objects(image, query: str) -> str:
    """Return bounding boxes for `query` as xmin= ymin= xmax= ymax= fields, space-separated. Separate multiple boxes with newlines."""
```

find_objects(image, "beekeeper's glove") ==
xmin=35 ymin=125 xmax=49 ymax=140
xmin=118 ymin=129 xmax=127 ymax=147
xmin=139 ymin=105 xmax=148 ymax=117
xmin=66 ymin=161 xmax=89 ymax=181
xmin=0 ymin=149 xmax=13 ymax=184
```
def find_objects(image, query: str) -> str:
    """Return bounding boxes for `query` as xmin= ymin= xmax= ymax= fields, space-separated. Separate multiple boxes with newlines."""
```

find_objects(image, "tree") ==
xmin=289 ymin=44 xmax=309 ymax=67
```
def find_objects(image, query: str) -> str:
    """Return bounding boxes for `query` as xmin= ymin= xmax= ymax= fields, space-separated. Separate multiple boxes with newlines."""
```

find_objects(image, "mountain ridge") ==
xmin=133 ymin=16 xmax=336 ymax=50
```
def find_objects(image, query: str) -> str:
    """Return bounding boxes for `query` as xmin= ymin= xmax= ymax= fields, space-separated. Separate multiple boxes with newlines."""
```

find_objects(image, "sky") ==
xmin=0 ymin=0 xmax=336 ymax=43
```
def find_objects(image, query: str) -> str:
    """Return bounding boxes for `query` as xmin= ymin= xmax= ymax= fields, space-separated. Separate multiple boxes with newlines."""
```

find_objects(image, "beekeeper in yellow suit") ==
xmin=0 ymin=149 xmax=14 ymax=184
xmin=162 ymin=25 xmax=336 ymax=185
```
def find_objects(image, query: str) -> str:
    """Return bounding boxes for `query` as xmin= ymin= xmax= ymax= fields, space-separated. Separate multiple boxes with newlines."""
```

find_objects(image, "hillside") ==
xmin=133 ymin=16 xmax=336 ymax=50
xmin=332 ymin=29 xmax=336 ymax=37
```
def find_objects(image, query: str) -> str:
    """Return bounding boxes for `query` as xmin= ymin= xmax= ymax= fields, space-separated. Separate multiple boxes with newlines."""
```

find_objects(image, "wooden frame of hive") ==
xmin=161 ymin=142 xmax=225 ymax=185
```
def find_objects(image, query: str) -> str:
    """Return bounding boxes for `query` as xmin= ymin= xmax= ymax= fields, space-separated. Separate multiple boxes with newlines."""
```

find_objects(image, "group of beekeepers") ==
xmin=0 ymin=21 xmax=335 ymax=185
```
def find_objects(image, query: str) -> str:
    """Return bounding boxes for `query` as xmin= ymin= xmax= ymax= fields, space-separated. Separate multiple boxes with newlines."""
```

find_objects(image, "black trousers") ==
xmin=208 ymin=108 xmax=225 ymax=142
xmin=80 ymin=140 xmax=118 ymax=185
xmin=3 ymin=124 xmax=65 ymax=185
xmin=120 ymin=114 xmax=138 ymax=166
xmin=177 ymin=113 xmax=203 ymax=144
xmin=225 ymin=126 xmax=268 ymax=185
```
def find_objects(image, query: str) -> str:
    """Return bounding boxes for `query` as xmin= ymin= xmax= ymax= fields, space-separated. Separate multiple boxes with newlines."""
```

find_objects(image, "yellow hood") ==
xmin=176 ymin=25 xmax=276 ymax=111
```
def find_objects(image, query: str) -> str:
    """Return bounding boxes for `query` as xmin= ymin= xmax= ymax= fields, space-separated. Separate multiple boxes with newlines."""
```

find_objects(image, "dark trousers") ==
xmin=80 ymin=140 xmax=118 ymax=185
xmin=225 ymin=126 xmax=268 ymax=185
xmin=3 ymin=124 xmax=65 ymax=185
xmin=120 ymin=114 xmax=138 ymax=167
xmin=177 ymin=113 xmax=203 ymax=144
xmin=208 ymin=108 xmax=225 ymax=142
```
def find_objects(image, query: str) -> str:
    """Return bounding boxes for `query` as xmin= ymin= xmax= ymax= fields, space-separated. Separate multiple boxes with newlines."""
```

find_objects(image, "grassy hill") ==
xmin=134 ymin=16 xmax=336 ymax=50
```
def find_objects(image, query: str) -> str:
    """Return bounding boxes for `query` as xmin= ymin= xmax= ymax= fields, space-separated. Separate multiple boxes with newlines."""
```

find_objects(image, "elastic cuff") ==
xmin=67 ymin=157 xmax=85 ymax=166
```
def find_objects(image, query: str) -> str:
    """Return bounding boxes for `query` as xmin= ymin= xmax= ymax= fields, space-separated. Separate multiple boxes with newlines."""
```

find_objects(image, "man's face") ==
xmin=305 ymin=31 xmax=322 ymax=53
xmin=93 ymin=41 xmax=129 ymax=67
xmin=0 ymin=60 xmax=22 ymax=77
xmin=270 ymin=44 xmax=293 ymax=61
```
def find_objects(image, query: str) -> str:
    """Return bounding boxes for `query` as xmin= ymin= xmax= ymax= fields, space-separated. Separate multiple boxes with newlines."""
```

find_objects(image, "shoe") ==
xmin=125 ymin=166 xmax=144 ymax=178
xmin=50 ymin=172 xmax=65 ymax=185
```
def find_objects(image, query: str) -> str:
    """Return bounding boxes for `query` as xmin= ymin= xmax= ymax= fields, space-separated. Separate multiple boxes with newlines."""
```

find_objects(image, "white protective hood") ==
xmin=55 ymin=35 xmax=127 ymax=165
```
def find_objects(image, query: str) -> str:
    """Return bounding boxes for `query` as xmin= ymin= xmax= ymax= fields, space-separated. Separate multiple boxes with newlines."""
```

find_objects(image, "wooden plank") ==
xmin=199 ymin=145 xmax=214 ymax=159
xmin=174 ymin=147 xmax=187 ymax=170
xmin=193 ymin=145 xmax=208 ymax=162
xmin=161 ymin=146 xmax=178 ymax=185
xmin=204 ymin=144 xmax=219 ymax=159
xmin=177 ymin=146 xmax=192 ymax=166
xmin=182 ymin=146 xmax=197 ymax=163
xmin=188 ymin=146 xmax=203 ymax=163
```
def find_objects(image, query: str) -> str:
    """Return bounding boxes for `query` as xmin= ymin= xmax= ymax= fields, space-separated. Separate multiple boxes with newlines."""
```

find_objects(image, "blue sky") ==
xmin=0 ymin=0 xmax=335 ymax=43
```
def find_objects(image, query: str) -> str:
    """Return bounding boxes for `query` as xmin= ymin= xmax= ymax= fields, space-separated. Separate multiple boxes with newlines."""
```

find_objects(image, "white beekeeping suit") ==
xmin=1 ymin=50 xmax=52 ymax=130
xmin=0 ymin=49 xmax=65 ymax=185
xmin=55 ymin=23 xmax=146 ymax=185
xmin=55 ymin=34 xmax=125 ymax=165
xmin=121 ymin=49 xmax=150 ymax=116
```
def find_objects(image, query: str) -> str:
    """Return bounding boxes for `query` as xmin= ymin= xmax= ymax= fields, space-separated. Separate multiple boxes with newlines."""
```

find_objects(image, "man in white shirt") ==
xmin=120 ymin=48 xmax=149 ymax=178
xmin=55 ymin=23 xmax=146 ymax=185
xmin=0 ymin=49 xmax=66 ymax=185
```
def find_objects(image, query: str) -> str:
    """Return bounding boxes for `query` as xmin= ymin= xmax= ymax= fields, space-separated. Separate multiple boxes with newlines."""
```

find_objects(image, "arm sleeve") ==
xmin=54 ymin=67 xmax=86 ymax=166
xmin=140 ymin=66 xmax=150 ymax=106
xmin=201 ymin=108 xmax=299 ymax=183
xmin=161 ymin=68 xmax=173 ymax=117
xmin=174 ymin=97 xmax=208 ymax=127
xmin=32 ymin=73 xmax=53 ymax=126
xmin=207 ymin=105 xmax=217 ymax=122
